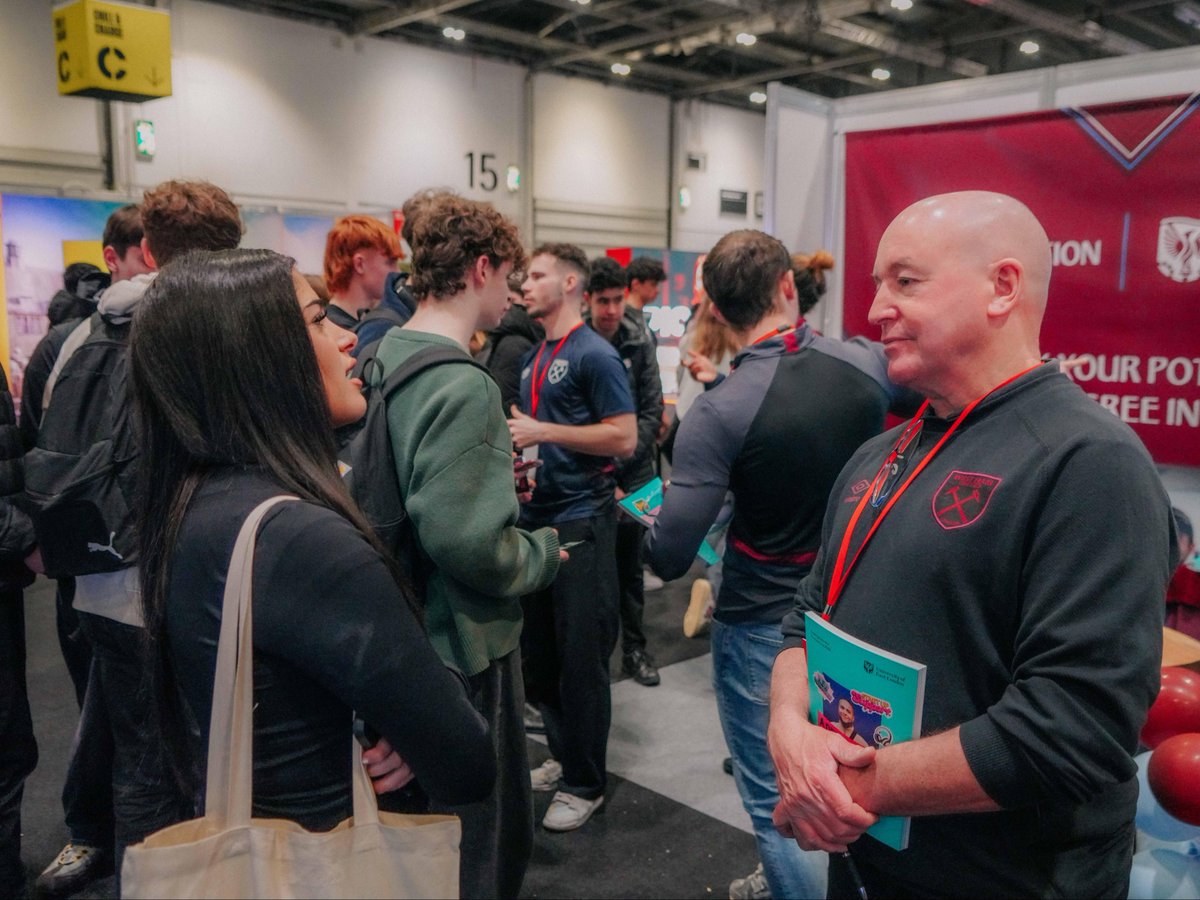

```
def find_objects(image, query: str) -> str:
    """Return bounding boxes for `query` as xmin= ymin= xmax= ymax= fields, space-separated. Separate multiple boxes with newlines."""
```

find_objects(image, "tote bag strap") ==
xmin=204 ymin=494 xmax=385 ymax=829
xmin=205 ymin=495 xmax=297 ymax=827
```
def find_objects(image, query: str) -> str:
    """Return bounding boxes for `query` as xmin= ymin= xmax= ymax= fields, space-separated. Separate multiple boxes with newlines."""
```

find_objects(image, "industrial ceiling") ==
xmin=199 ymin=0 xmax=1200 ymax=109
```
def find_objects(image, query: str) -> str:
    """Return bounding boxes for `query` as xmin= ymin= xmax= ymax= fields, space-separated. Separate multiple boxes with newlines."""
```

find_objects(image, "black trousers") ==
xmin=521 ymin=510 xmax=618 ymax=800
xmin=429 ymin=650 xmax=533 ymax=900
xmin=54 ymin=579 xmax=89 ymax=708
xmin=616 ymin=518 xmax=648 ymax=657
xmin=76 ymin=613 xmax=192 ymax=887
xmin=0 ymin=590 xmax=37 ymax=897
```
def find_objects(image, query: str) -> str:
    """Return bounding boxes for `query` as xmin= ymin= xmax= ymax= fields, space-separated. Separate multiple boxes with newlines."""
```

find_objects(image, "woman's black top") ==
xmin=167 ymin=467 xmax=494 ymax=831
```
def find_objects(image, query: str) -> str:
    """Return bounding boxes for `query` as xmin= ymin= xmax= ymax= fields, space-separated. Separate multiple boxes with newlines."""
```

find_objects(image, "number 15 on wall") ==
xmin=465 ymin=152 xmax=498 ymax=191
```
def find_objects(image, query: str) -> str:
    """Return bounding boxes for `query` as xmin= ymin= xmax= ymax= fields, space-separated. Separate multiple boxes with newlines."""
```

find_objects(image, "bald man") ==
xmin=768 ymin=192 xmax=1174 ymax=897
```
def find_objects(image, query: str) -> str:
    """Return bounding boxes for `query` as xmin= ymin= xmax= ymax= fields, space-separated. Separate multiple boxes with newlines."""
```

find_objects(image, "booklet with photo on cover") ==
xmin=805 ymin=611 xmax=927 ymax=851
xmin=618 ymin=477 xmax=720 ymax=565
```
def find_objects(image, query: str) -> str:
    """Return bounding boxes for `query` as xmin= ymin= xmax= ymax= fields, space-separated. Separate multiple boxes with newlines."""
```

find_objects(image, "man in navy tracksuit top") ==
xmin=645 ymin=230 xmax=912 ymax=899
xmin=769 ymin=192 xmax=1173 ymax=898
xmin=508 ymin=243 xmax=636 ymax=833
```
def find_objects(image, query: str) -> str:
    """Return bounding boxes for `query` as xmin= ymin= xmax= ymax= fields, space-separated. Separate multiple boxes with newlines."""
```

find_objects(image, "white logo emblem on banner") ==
xmin=547 ymin=359 xmax=569 ymax=384
xmin=1158 ymin=217 xmax=1200 ymax=284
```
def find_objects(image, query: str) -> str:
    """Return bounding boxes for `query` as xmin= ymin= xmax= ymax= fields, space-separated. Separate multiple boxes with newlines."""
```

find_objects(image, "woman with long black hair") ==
xmin=129 ymin=248 xmax=494 ymax=832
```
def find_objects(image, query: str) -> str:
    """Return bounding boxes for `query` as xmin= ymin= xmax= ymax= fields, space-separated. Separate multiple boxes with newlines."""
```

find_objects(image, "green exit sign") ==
xmin=133 ymin=119 xmax=155 ymax=160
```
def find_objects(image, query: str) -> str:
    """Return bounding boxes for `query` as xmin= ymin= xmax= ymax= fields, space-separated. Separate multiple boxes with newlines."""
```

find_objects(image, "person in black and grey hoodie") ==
xmin=645 ymin=231 xmax=913 ymax=900
xmin=21 ymin=203 xmax=150 ymax=899
xmin=584 ymin=258 xmax=664 ymax=687
xmin=46 ymin=263 xmax=109 ymax=328
xmin=33 ymin=181 xmax=242 ymax=898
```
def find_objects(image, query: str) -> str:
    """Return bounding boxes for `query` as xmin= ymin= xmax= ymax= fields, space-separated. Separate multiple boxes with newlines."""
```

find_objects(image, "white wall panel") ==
xmin=1053 ymin=46 xmax=1200 ymax=107
xmin=0 ymin=0 xmax=106 ymax=192
xmin=0 ymin=0 xmax=103 ymax=158
xmin=768 ymin=89 xmax=832 ymax=260
xmin=833 ymin=80 xmax=1047 ymax=134
xmin=672 ymin=100 xmax=765 ymax=254
xmin=532 ymin=74 xmax=669 ymax=213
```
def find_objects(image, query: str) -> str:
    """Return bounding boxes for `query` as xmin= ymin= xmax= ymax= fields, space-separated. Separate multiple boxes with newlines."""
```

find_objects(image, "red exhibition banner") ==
xmin=843 ymin=92 xmax=1200 ymax=466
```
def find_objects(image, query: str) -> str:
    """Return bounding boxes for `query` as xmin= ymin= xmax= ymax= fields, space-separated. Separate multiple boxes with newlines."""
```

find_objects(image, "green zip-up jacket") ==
xmin=377 ymin=328 xmax=560 ymax=676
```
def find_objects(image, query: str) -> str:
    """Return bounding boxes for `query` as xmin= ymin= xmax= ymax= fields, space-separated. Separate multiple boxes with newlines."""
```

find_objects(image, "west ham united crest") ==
xmin=932 ymin=471 xmax=1002 ymax=531
xmin=1158 ymin=217 xmax=1200 ymax=284
xmin=547 ymin=359 xmax=569 ymax=384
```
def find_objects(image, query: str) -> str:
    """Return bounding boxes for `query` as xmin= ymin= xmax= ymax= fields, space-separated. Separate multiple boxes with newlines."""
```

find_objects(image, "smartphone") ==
xmin=352 ymin=718 xmax=379 ymax=750
xmin=515 ymin=456 xmax=543 ymax=494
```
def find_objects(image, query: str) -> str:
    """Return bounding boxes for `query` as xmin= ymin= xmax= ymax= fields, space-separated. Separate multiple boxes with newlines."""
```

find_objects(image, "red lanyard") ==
xmin=529 ymin=322 xmax=583 ymax=417
xmin=822 ymin=363 xmax=1042 ymax=619
xmin=750 ymin=324 xmax=795 ymax=346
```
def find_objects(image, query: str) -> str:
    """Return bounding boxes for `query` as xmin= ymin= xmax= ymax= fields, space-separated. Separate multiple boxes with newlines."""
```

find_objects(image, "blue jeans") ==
xmin=712 ymin=618 xmax=827 ymax=899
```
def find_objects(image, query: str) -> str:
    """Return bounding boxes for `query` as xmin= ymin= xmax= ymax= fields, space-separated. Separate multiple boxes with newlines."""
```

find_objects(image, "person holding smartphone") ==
xmin=372 ymin=194 xmax=563 ymax=899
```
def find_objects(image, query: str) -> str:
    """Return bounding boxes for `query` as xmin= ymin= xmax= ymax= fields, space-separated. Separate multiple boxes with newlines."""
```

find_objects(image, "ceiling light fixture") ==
xmin=1019 ymin=39 xmax=1040 ymax=54
xmin=1176 ymin=1 xmax=1200 ymax=29
xmin=871 ymin=67 xmax=891 ymax=81
xmin=890 ymin=0 xmax=913 ymax=10
xmin=611 ymin=62 xmax=632 ymax=76
xmin=736 ymin=32 xmax=757 ymax=46
xmin=442 ymin=26 xmax=465 ymax=41
xmin=749 ymin=91 xmax=767 ymax=104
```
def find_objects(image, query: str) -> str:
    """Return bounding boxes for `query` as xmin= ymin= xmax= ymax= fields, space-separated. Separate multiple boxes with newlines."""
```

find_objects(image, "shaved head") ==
xmin=885 ymin=191 xmax=1052 ymax=313
xmin=869 ymin=191 xmax=1051 ymax=415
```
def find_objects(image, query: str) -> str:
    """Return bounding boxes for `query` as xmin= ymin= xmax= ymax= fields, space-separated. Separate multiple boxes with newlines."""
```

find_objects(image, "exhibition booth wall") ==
xmin=763 ymin=44 xmax=1200 ymax=486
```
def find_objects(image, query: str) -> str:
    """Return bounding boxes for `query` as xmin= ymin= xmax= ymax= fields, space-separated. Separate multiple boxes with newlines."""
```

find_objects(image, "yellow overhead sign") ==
xmin=54 ymin=0 xmax=172 ymax=102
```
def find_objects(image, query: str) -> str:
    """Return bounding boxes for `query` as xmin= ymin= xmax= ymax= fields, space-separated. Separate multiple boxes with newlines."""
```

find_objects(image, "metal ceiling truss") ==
xmin=198 ymin=0 xmax=1199 ymax=107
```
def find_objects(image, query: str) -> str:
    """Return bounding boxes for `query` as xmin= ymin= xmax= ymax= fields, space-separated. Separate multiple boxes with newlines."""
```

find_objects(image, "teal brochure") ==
xmin=617 ymin=477 xmax=720 ymax=565
xmin=804 ymin=612 xmax=927 ymax=850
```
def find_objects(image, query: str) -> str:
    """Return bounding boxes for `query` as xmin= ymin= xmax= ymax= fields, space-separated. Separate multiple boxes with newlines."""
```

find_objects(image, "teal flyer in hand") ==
xmin=804 ymin=612 xmax=927 ymax=850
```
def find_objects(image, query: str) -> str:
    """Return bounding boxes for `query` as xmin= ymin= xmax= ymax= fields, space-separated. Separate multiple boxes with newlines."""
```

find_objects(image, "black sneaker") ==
xmin=35 ymin=843 xmax=113 ymax=897
xmin=622 ymin=649 xmax=661 ymax=687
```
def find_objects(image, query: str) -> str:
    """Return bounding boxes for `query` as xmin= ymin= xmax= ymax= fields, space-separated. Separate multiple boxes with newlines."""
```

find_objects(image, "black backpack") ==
xmin=24 ymin=313 xmax=137 ymax=578
xmin=337 ymin=342 xmax=489 ymax=591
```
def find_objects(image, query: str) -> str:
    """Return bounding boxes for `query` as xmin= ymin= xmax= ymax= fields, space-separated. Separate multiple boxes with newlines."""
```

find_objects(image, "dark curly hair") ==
xmin=588 ymin=257 xmax=625 ymax=294
xmin=401 ymin=188 xmax=452 ymax=247
xmin=626 ymin=255 xmax=665 ymax=287
xmin=141 ymin=180 xmax=242 ymax=266
xmin=409 ymin=195 xmax=526 ymax=301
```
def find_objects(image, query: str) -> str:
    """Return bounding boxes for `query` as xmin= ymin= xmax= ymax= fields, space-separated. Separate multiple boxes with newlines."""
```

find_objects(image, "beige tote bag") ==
xmin=122 ymin=496 xmax=462 ymax=899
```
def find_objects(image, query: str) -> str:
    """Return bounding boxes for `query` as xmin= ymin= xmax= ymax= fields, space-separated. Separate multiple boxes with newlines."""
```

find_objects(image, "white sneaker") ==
xmin=728 ymin=862 xmax=771 ymax=899
xmin=643 ymin=569 xmax=665 ymax=592
xmin=684 ymin=578 xmax=715 ymax=638
xmin=530 ymin=758 xmax=562 ymax=792
xmin=542 ymin=790 xmax=604 ymax=831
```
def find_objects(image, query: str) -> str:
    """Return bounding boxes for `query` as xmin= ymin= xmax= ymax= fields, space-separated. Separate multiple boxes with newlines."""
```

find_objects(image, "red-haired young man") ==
xmin=322 ymin=215 xmax=401 ymax=329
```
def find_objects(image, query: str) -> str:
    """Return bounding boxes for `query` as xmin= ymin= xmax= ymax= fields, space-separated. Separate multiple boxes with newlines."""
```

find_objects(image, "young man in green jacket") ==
xmin=373 ymin=193 xmax=562 ymax=900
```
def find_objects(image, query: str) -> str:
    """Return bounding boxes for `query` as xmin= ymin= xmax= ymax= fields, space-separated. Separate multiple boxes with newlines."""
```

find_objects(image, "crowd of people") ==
xmin=0 ymin=179 xmax=1185 ymax=900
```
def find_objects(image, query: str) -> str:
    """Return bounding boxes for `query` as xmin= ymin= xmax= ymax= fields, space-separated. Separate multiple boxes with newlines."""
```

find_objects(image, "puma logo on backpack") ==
xmin=24 ymin=312 xmax=137 ymax=579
